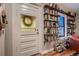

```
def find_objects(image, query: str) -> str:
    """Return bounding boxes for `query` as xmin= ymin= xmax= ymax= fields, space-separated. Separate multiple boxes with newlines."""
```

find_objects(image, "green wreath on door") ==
xmin=22 ymin=16 xmax=33 ymax=27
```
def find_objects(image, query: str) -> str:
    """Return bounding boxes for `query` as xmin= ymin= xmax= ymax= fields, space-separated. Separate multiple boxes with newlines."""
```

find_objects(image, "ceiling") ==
xmin=63 ymin=3 xmax=79 ymax=12
xmin=35 ymin=3 xmax=79 ymax=12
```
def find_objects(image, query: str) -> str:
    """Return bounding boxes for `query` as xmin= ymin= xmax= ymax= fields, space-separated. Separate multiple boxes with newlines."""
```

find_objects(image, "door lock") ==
xmin=36 ymin=29 xmax=39 ymax=34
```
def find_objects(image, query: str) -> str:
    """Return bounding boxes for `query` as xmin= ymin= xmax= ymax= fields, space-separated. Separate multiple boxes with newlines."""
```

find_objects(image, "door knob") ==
xmin=36 ymin=29 xmax=39 ymax=34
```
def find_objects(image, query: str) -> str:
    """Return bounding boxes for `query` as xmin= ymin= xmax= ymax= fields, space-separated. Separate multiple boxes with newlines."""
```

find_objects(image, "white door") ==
xmin=12 ymin=4 xmax=42 ymax=56
xmin=0 ymin=29 xmax=5 ymax=56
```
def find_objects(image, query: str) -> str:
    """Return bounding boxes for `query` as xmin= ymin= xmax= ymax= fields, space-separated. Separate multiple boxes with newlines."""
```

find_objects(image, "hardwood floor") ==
xmin=42 ymin=49 xmax=76 ymax=56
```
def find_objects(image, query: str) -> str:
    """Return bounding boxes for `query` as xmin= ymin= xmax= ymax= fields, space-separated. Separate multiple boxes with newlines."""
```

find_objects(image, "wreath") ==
xmin=22 ymin=16 xmax=33 ymax=26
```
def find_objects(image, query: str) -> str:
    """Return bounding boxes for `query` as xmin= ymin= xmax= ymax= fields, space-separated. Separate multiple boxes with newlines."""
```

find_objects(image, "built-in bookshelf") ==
xmin=44 ymin=4 xmax=59 ymax=44
xmin=67 ymin=13 xmax=76 ymax=36
xmin=44 ymin=3 xmax=76 ymax=44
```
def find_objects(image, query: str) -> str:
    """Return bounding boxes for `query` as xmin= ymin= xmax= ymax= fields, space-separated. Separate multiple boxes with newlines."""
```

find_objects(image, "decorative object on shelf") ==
xmin=44 ymin=14 xmax=48 ymax=20
xmin=68 ymin=12 xmax=76 ymax=17
xmin=48 ymin=3 xmax=56 ymax=8
xmin=54 ymin=43 xmax=65 ymax=53
xmin=48 ymin=3 xmax=53 ymax=7
xmin=44 ymin=5 xmax=50 ymax=14
xmin=52 ymin=3 xmax=56 ymax=9
xmin=0 ymin=3 xmax=8 ymax=31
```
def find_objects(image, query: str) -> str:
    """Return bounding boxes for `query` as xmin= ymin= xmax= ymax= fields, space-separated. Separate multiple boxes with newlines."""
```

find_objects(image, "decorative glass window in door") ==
xmin=21 ymin=15 xmax=36 ymax=32
xmin=58 ymin=16 xmax=65 ymax=37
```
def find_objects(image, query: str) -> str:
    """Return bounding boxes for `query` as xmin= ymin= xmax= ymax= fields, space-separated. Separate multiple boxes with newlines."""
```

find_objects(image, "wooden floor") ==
xmin=42 ymin=49 xmax=76 ymax=56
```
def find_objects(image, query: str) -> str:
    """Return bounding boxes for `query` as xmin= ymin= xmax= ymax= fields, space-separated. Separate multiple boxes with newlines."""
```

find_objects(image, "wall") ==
xmin=0 ymin=30 xmax=5 ymax=55
xmin=58 ymin=3 xmax=75 ymax=12
xmin=5 ymin=4 xmax=13 ymax=55
xmin=75 ymin=12 xmax=79 ymax=35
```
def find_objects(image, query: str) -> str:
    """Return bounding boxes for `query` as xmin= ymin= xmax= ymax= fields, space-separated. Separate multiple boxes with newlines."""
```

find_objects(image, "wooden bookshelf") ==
xmin=67 ymin=16 xmax=76 ymax=35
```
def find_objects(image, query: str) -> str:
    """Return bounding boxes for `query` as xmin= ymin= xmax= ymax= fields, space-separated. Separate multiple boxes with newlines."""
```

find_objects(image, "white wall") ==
xmin=75 ymin=12 xmax=79 ymax=35
xmin=0 ymin=30 xmax=5 ymax=56
xmin=5 ymin=4 xmax=13 ymax=55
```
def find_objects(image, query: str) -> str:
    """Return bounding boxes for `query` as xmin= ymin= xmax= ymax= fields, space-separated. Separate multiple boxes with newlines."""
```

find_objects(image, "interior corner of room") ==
xmin=0 ymin=3 xmax=79 ymax=56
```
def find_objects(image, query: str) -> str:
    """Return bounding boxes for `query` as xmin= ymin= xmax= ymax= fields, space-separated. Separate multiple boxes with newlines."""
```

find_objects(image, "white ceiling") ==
xmin=37 ymin=3 xmax=79 ymax=12
xmin=63 ymin=3 xmax=79 ymax=12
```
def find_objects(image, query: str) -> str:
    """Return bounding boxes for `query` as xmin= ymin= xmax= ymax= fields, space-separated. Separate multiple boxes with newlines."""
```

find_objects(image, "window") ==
xmin=58 ymin=16 xmax=65 ymax=37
